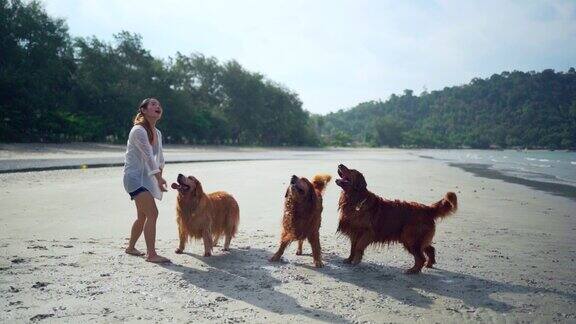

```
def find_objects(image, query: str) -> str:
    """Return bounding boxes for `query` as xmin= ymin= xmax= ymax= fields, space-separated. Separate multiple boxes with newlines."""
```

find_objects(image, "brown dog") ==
xmin=269 ymin=174 xmax=331 ymax=268
xmin=171 ymin=174 xmax=239 ymax=256
xmin=335 ymin=164 xmax=457 ymax=274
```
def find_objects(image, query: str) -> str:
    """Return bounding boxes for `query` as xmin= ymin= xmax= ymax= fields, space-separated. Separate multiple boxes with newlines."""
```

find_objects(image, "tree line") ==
xmin=318 ymin=69 xmax=576 ymax=149
xmin=2 ymin=0 xmax=575 ymax=149
xmin=0 ymin=0 xmax=319 ymax=145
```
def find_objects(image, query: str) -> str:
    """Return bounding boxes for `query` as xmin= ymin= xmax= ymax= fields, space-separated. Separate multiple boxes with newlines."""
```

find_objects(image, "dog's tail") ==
xmin=430 ymin=192 xmax=458 ymax=219
xmin=312 ymin=174 xmax=332 ymax=195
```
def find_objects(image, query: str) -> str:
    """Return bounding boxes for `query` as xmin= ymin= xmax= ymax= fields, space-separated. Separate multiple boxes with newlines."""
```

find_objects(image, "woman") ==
xmin=123 ymin=97 xmax=170 ymax=263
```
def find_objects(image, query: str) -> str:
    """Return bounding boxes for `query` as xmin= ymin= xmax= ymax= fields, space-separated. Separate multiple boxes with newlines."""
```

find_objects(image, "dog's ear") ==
xmin=305 ymin=180 xmax=316 ymax=206
xmin=354 ymin=173 xmax=367 ymax=191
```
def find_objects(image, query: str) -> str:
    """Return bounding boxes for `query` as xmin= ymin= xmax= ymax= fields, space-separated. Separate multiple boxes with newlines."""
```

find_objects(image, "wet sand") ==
xmin=1 ymin=147 xmax=575 ymax=322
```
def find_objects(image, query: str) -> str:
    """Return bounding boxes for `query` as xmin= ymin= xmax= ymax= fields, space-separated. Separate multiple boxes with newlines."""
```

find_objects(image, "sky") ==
xmin=42 ymin=0 xmax=576 ymax=115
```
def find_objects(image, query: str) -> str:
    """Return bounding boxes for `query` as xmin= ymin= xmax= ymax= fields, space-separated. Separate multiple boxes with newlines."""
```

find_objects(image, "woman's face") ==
xmin=142 ymin=99 xmax=163 ymax=120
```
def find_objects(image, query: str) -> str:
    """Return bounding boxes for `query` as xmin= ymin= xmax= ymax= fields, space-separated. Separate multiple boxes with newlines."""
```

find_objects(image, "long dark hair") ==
xmin=133 ymin=98 xmax=157 ymax=144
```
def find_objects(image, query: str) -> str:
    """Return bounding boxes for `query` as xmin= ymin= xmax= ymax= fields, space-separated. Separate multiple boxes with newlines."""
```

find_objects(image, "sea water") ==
xmin=419 ymin=149 xmax=576 ymax=188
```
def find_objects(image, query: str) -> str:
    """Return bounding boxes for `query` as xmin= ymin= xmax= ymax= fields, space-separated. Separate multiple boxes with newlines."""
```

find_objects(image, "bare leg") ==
xmin=126 ymin=209 xmax=146 ymax=256
xmin=296 ymin=240 xmax=303 ymax=255
xmin=202 ymin=230 xmax=212 ymax=257
xmin=269 ymin=240 xmax=291 ymax=262
xmin=351 ymin=234 xmax=372 ymax=265
xmin=308 ymin=234 xmax=323 ymax=268
xmin=424 ymin=245 xmax=436 ymax=268
xmin=134 ymin=192 xmax=169 ymax=263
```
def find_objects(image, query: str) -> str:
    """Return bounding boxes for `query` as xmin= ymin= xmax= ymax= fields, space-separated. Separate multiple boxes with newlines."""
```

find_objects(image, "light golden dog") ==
xmin=171 ymin=173 xmax=240 ymax=256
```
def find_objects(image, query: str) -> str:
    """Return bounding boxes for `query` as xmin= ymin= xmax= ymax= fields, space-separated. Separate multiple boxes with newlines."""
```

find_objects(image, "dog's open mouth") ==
xmin=172 ymin=174 xmax=191 ymax=192
xmin=336 ymin=164 xmax=350 ymax=186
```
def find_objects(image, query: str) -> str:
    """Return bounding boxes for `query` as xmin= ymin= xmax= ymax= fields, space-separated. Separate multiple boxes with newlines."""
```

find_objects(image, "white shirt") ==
xmin=123 ymin=125 xmax=165 ymax=200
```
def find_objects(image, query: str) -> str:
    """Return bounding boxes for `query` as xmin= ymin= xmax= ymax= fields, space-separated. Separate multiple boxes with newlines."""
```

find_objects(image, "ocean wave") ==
xmin=528 ymin=163 xmax=551 ymax=168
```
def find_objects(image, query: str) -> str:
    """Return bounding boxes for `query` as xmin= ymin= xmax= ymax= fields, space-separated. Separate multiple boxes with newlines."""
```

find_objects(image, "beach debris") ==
xmin=32 ymin=282 xmax=50 ymax=289
xmin=11 ymin=258 xmax=26 ymax=264
xmin=30 ymin=314 xmax=54 ymax=322
xmin=27 ymin=245 xmax=48 ymax=250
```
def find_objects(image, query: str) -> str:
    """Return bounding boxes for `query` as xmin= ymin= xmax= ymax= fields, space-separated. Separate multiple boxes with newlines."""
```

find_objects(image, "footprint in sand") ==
xmin=32 ymin=282 xmax=50 ymax=289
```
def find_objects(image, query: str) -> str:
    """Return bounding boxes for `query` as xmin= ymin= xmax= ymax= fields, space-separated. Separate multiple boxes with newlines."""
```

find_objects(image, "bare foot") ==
xmin=203 ymin=252 xmax=212 ymax=257
xmin=175 ymin=248 xmax=183 ymax=254
xmin=296 ymin=250 xmax=303 ymax=255
xmin=125 ymin=248 xmax=145 ymax=256
xmin=146 ymin=254 xmax=171 ymax=263
xmin=314 ymin=260 xmax=324 ymax=268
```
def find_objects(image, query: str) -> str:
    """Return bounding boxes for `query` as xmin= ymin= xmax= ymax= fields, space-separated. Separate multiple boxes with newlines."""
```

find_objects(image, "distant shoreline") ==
xmin=2 ymin=144 xmax=575 ymax=202
xmin=449 ymin=162 xmax=576 ymax=201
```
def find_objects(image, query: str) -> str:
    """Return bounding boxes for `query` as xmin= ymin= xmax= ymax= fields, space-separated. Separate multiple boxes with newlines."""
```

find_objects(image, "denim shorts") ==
xmin=129 ymin=187 xmax=148 ymax=200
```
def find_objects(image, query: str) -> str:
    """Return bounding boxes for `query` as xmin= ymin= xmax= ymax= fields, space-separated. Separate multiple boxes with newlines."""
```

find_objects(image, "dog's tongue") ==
xmin=171 ymin=183 xmax=180 ymax=189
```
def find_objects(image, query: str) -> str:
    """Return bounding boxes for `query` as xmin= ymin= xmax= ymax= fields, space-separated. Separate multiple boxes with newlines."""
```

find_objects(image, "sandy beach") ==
xmin=1 ymin=146 xmax=575 ymax=323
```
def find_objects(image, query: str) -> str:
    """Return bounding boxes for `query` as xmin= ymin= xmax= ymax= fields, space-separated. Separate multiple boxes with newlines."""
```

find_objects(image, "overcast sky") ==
xmin=43 ymin=0 xmax=576 ymax=114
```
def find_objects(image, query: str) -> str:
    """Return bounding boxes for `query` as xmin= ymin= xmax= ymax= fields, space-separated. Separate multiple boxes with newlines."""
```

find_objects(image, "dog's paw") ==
xmin=314 ymin=260 xmax=324 ymax=268
xmin=351 ymin=259 xmax=362 ymax=266
xmin=175 ymin=248 xmax=183 ymax=254
xmin=269 ymin=255 xmax=281 ymax=262
xmin=222 ymin=247 xmax=230 ymax=252
xmin=203 ymin=252 xmax=212 ymax=257
xmin=343 ymin=258 xmax=352 ymax=264
xmin=295 ymin=250 xmax=303 ymax=256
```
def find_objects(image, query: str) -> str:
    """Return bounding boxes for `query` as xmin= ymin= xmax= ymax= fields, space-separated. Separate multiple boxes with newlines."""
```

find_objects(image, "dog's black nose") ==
xmin=290 ymin=175 xmax=297 ymax=184
xmin=178 ymin=174 xmax=183 ymax=179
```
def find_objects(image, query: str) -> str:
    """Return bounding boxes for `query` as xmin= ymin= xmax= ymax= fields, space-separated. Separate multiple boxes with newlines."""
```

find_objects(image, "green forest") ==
xmin=1 ymin=0 xmax=575 ymax=149
xmin=319 ymin=70 xmax=576 ymax=149
xmin=0 ymin=0 xmax=319 ymax=145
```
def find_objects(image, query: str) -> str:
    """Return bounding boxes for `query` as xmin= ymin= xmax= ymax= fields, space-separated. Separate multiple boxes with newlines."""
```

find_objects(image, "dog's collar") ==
xmin=355 ymin=197 xmax=368 ymax=211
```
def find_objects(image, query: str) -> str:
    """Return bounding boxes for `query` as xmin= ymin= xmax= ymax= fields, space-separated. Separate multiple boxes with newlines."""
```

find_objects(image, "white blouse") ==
xmin=123 ymin=125 xmax=165 ymax=200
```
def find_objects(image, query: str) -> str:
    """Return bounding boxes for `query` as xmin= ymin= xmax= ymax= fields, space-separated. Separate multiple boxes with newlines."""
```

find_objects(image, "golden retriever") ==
xmin=270 ymin=174 xmax=331 ymax=267
xmin=336 ymin=164 xmax=457 ymax=274
xmin=171 ymin=173 xmax=240 ymax=256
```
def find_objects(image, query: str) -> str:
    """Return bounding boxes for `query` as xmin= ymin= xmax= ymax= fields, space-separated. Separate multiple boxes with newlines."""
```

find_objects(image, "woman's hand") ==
xmin=155 ymin=173 xmax=168 ymax=192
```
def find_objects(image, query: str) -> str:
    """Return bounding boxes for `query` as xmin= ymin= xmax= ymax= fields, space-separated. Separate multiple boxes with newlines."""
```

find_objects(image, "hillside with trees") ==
xmin=318 ymin=69 xmax=576 ymax=149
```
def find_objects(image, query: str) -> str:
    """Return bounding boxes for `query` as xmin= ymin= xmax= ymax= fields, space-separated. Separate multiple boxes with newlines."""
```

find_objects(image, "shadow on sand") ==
xmin=301 ymin=253 xmax=576 ymax=312
xmin=161 ymin=247 xmax=348 ymax=323
xmin=162 ymin=246 xmax=575 ymax=318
